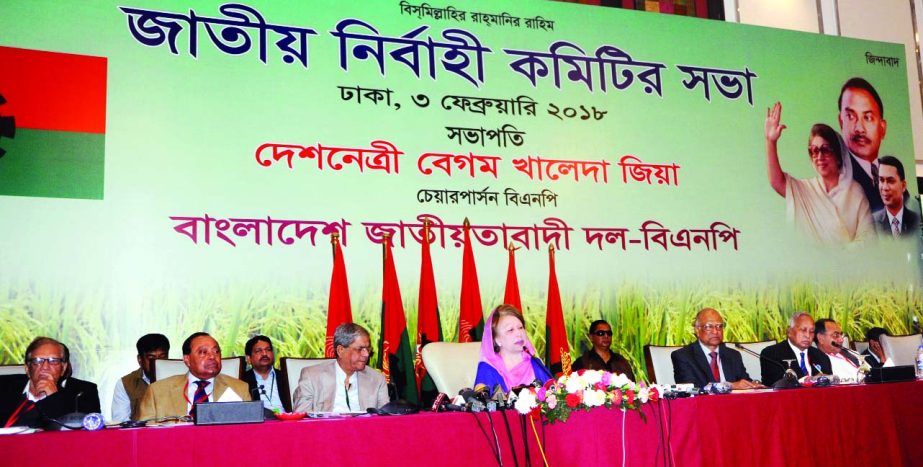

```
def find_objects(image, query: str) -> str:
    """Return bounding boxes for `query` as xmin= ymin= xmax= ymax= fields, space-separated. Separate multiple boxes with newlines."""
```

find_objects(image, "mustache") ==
xmin=850 ymin=134 xmax=870 ymax=144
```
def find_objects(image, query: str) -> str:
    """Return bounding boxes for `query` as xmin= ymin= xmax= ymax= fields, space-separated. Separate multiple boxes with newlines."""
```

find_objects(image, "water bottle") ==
xmin=917 ymin=344 xmax=923 ymax=380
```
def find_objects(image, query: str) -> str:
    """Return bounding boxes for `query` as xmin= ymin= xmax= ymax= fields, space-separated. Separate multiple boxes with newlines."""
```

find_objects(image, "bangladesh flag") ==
xmin=380 ymin=236 xmax=418 ymax=405
xmin=0 ymin=46 xmax=106 ymax=199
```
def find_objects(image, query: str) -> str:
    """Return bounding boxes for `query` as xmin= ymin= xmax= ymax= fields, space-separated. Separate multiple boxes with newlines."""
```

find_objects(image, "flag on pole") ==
xmin=503 ymin=243 xmax=522 ymax=312
xmin=415 ymin=221 xmax=442 ymax=403
xmin=545 ymin=245 xmax=571 ymax=375
xmin=379 ymin=235 xmax=418 ymax=404
xmin=325 ymin=233 xmax=352 ymax=358
xmin=0 ymin=46 xmax=107 ymax=199
xmin=458 ymin=218 xmax=484 ymax=342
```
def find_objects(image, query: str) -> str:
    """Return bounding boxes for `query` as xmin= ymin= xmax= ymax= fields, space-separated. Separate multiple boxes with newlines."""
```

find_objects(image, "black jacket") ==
xmin=0 ymin=374 xmax=100 ymax=428
xmin=671 ymin=342 xmax=750 ymax=387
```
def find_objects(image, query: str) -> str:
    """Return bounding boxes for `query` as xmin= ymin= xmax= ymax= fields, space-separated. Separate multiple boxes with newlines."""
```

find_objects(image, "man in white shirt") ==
xmin=292 ymin=323 xmax=389 ymax=413
xmin=242 ymin=335 xmax=290 ymax=413
xmin=838 ymin=77 xmax=887 ymax=212
xmin=760 ymin=312 xmax=832 ymax=385
xmin=111 ymin=333 xmax=169 ymax=422
xmin=872 ymin=156 xmax=920 ymax=238
xmin=814 ymin=319 xmax=861 ymax=380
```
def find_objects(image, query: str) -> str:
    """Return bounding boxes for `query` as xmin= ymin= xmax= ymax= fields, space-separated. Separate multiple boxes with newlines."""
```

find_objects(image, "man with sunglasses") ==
xmin=672 ymin=308 xmax=761 ymax=389
xmin=571 ymin=320 xmax=635 ymax=381
xmin=0 ymin=336 xmax=100 ymax=428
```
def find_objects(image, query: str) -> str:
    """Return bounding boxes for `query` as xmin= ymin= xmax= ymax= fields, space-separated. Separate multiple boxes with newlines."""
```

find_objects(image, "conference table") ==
xmin=1 ymin=381 xmax=920 ymax=466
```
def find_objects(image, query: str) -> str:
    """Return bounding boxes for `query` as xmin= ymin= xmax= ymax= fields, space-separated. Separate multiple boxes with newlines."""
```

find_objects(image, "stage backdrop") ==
xmin=1 ymin=1 xmax=920 ymax=418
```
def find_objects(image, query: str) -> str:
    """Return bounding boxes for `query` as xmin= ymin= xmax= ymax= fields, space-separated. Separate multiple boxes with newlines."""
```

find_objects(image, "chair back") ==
xmin=152 ymin=357 xmax=245 ymax=382
xmin=280 ymin=357 xmax=331 ymax=405
xmin=643 ymin=345 xmax=682 ymax=385
xmin=730 ymin=340 xmax=776 ymax=381
xmin=879 ymin=334 xmax=923 ymax=366
xmin=852 ymin=341 xmax=869 ymax=354
xmin=0 ymin=364 xmax=24 ymax=376
xmin=421 ymin=342 xmax=481 ymax=395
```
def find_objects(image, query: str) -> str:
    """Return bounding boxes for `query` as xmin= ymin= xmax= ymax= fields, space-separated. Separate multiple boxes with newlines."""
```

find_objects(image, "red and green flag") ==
xmin=503 ymin=243 xmax=523 ymax=313
xmin=458 ymin=218 xmax=484 ymax=343
xmin=0 ymin=46 xmax=106 ymax=199
xmin=380 ymin=235 xmax=418 ymax=404
xmin=325 ymin=233 xmax=352 ymax=358
xmin=415 ymin=221 xmax=443 ymax=405
xmin=545 ymin=246 xmax=571 ymax=376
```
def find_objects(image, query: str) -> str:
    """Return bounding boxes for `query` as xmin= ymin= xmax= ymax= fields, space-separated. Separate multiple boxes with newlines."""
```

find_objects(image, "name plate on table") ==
xmin=864 ymin=365 xmax=916 ymax=384
xmin=194 ymin=401 xmax=265 ymax=425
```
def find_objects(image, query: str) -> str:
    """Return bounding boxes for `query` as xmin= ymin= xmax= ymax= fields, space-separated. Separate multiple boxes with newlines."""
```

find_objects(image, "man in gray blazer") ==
xmin=293 ymin=323 xmax=389 ymax=413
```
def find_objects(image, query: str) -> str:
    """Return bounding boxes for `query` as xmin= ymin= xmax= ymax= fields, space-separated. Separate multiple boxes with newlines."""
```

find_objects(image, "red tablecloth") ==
xmin=1 ymin=381 xmax=920 ymax=466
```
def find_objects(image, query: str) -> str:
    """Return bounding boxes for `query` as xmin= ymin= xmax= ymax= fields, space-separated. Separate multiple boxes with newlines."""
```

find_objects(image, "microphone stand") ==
xmin=733 ymin=343 xmax=800 ymax=389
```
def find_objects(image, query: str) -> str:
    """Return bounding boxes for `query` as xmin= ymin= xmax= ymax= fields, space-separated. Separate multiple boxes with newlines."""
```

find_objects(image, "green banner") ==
xmin=0 ymin=1 xmax=919 ymax=418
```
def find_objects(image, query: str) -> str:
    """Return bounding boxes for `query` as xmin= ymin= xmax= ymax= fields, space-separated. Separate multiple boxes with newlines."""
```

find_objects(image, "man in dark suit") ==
xmin=861 ymin=327 xmax=889 ymax=368
xmin=242 ymin=335 xmax=291 ymax=413
xmin=0 ymin=337 xmax=100 ymax=428
xmin=838 ymin=77 xmax=887 ymax=212
xmin=872 ymin=156 xmax=920 ymax=238
xmin=760 ymin=312 xmax=832 ymax=386
xmin=672 ymin=308 xmax=762 ymax=389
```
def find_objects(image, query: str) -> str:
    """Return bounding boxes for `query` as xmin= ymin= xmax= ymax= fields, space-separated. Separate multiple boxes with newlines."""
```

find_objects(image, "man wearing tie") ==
xmin=292 ymin=323 xmax=389 ymax=413
xmin=760 ymin=312 xmax=832 ymax=386
xmin=137 ymin=332 xmax=250 ymax=420
xmin=671 ymin=308 xmax=761 ymax=389
xmin=838 ymin=77 xmax=887 ymax=212
xmin=872 ymin=156 xmax=920 ymax=238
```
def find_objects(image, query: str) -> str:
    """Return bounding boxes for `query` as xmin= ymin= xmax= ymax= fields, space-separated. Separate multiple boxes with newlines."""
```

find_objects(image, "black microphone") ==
xmin=522 ymin=345 xmax=533 ymax=357
xmin=733 ymin=343 xmax=799 ymax=389
xmin=45 ymin=390 xmax=89 ymax=430
xmin=831 ymin=342 xmax=862 ymax=366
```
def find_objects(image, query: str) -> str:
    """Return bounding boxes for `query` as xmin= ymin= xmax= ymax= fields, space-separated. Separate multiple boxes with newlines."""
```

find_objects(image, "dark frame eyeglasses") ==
xmin=592 ymin=330 xmax=613 ymax=337
xmin=27 ymin=357 xmax=65 ymax=367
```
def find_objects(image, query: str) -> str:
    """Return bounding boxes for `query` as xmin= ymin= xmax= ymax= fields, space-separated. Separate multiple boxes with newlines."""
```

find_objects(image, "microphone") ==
xmin=733 ymin=343 xmax=799 ymax=389
xmin=430 ymin=392 xmax=449 ymax=412
xmin=831 ymin=342 xmax=862 ymax=366
xmin=45 ymin=390 xmax=102 ymax=431
xmin=522 ymin=345 xmax=533 ymax=357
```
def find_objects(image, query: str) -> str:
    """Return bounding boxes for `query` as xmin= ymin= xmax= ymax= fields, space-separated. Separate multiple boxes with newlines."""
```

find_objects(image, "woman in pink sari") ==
xmin=473 ymin=305 xmax=553 ymax=392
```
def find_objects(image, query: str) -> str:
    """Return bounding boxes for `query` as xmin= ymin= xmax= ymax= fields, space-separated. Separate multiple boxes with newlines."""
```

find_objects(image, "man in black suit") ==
xmin=0 ymin=337 xmax=100 ymax=428
xmin=242 ymin=335 xmax=291 ymax=413
xmin=838 ymin=77 xmax=887 ymax=212
xmin=872 ymin=156 xmax=920 ymax=239
xmin=672 ymin=308 xmax=762 ymax=389
xmin=861 ymin=327 xmax=889 ymax=368
xmin=760 ymin=312 xmax=832 ymax=386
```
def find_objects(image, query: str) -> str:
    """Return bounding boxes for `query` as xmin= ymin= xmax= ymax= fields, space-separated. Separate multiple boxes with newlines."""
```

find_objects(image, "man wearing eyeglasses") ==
xmin=292 ymin=323 xmax=389 ymax=413
xmin=815 ymin=319 xmax=861 ymax=379
xmin=242 ymin=335 xmax=291 ymax=413
xmin=571 ymin=320 xmax=634 ymax=381
xmin=671 ymin=308 xmax=761 ymax=389
xmin=0 ymin=336 xmax=101 ymax=427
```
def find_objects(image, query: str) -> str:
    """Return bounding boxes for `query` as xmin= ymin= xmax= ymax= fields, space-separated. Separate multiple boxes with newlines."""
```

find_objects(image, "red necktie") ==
xmin=190 ymin=380 xmax=210 ymax=415
xmin=709 ymin=351 xmax=720 ymax=381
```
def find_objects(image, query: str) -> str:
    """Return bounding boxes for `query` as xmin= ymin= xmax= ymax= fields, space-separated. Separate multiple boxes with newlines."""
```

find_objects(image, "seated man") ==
xmin=111 ymin=333 xmax=169 ymax=422
xmin=137 ymin=332 xmax=250 ymax=420
xmin=861 ymin=327 xmax=889 ymax=368
xmin=0 ymin=337 xmax=100 ymax=428
xmin=292 ymin=323 xmax=389 ymax=413
xmin=571 ymin=320 xmax=635 ymax=381
xmin=815 ymin=319 xmax=862 ymax=379
xmin=242 ymin=335 xmax=291 ymax=413
xmin=760 ymin=312 xmax=832 ymax=385
xmin=671 ymin=308 xmax=761 ymax=389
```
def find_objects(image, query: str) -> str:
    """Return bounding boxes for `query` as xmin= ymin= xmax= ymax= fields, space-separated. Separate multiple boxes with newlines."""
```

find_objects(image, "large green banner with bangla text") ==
xmin=0 ymin=0 xmax=920 ymax=419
